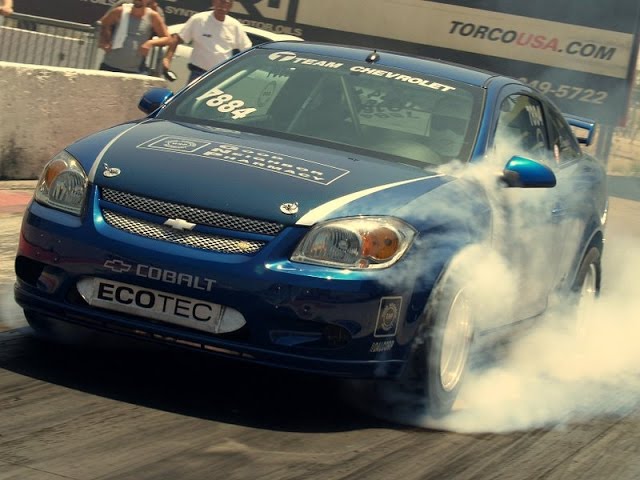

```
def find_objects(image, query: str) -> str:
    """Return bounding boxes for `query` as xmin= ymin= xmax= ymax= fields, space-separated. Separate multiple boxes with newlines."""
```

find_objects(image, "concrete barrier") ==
xmin=0 ymin=61 xmax=168 ymax=180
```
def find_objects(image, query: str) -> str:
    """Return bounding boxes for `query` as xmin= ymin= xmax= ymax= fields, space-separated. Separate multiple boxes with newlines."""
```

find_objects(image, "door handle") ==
xmin=551 ymin=205 xmax=566 ymax=218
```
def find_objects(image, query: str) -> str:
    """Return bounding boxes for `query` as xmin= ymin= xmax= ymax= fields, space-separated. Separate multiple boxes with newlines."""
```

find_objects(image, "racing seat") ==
xmin=429 ymin=96 xmax=472 ymax=158
xmin=286 ymin=76 xmax=359 ymax=144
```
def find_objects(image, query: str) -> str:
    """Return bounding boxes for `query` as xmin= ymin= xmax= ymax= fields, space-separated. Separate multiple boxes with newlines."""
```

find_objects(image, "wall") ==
xmin=0 ymin=61 xmax=168 ymax=179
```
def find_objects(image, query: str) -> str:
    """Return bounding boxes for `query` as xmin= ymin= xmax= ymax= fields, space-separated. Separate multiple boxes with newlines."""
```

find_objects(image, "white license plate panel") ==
xmin=77 ymin=277 xmax=245 ymax=334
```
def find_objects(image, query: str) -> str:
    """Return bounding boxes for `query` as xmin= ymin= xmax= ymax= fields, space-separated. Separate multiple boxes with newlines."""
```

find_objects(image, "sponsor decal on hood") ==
xmin=137 ymin=135 xmax=349 ymax=185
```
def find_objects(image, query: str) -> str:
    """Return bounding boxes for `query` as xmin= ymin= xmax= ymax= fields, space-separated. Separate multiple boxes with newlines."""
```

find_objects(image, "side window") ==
xmin=494 ymin=94 xmax=549 ymax=161
xmin=547 ymin=108 xmax=582 ymax=165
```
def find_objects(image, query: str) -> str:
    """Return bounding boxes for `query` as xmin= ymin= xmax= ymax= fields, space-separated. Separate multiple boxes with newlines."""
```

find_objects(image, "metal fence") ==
xmin=0 ymin=12 xmax=169 ymax=75
xmin=0 ymin=13 xmax=100 ymax=69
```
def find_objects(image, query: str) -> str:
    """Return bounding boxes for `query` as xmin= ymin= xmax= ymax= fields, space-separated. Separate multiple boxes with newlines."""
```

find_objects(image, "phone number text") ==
xmin=519 ymin=78 xmax=608 ymax=105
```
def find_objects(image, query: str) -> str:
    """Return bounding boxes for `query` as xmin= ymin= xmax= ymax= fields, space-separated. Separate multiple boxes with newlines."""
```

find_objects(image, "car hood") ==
xmin=74 ymin=119 xmax=450 ymax=225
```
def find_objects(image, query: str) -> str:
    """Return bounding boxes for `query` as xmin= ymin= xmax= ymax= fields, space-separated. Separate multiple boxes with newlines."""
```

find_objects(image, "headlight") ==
xmin=291 ymin=217 xmax=416 ymax=269
xmin=34 ymin=151 xmax=88 ymax=216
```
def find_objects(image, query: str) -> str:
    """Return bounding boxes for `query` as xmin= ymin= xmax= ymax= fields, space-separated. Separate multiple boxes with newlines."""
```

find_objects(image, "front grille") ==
xmin=101 ymin=188 xmax=284 ymax=236
xmin=103 ymin=209 xmax=265 ymax=254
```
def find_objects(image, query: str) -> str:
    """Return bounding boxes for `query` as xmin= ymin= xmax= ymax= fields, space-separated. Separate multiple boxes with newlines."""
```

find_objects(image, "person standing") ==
xmin=107 ymin=0 xmax=166 ymax=74
xmin=110 ymin=0 xmax=164 ymax=21
xmin=0 ymin=0 xmax=13 ymax=26
xmin=162 ymin=0 xmax=251 ymax=84
xmin=98 ymin=0 xmax=169 ymax=74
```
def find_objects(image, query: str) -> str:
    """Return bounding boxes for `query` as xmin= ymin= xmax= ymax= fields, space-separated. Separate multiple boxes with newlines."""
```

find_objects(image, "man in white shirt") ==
xmin=162 ymin=0 xmax=251 ymax=84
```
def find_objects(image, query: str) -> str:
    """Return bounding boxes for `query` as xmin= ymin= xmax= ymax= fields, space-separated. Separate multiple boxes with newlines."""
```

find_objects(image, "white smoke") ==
xmin=349 ymin=223 xmax=640 ymax=434
xmin=344 ymin=129 xmax=640 ymax=432
xmin=0 ymin=283 xmax=25 ymax=331
xmin=423 ymin=233 xmax=640 ymax=433
xmin=0 ymin=213 xmax=26 ymax=332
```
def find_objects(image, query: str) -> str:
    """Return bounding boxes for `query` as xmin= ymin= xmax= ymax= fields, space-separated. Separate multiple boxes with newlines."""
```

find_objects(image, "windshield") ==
xmin=160 ymin=49 xmax=484 ymax=167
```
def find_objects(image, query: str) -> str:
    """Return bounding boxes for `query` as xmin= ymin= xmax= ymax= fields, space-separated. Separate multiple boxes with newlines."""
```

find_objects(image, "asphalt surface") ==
xmin=1 ymin=178 xmax=640 ymax=479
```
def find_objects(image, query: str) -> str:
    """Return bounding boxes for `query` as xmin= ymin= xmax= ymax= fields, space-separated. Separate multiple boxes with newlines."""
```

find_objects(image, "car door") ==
xmin=488 ymin=87 xmax=564 ymax=320
xmin=542 ymin=102 xmax=595 ymax=290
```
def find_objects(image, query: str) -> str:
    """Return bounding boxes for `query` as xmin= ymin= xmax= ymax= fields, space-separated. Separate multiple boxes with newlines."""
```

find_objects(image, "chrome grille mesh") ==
xmin=101 ymin=188 xmax=283 ymax=236
xmin=102 ymin=209 xmax=265 ymax=254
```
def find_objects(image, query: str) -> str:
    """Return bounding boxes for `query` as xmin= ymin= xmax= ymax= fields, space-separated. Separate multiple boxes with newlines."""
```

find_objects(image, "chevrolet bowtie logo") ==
xmin=104 ymin=259 xmax=132 ymax=273
xmin=164 ymin=218 xmax=197 ymax=231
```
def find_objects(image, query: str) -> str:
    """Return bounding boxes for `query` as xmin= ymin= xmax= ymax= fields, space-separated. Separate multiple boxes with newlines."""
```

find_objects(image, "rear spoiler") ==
xmin=563 ymin=114 xmax=597 ymax=146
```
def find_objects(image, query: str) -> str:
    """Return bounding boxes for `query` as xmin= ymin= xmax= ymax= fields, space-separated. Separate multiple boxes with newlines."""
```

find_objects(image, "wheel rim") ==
xmin=576 ymin=263 xmax=598 ymax=333
xmin=439 ymin=290 xmax=473 ymax=393
xmin=580 ymin=263 xmax=598 ymax=301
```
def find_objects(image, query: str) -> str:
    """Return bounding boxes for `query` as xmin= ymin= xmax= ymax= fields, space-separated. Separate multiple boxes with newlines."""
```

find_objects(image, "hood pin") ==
xmin=280 ymin=202 xmax=299 ymax=215
xmin=103 ymin=164 xmax=121 ymax=178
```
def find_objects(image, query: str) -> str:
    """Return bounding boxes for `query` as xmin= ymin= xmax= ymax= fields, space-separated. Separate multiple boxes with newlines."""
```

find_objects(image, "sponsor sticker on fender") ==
xmin=374 ymin=296 xmax=402 ymax=338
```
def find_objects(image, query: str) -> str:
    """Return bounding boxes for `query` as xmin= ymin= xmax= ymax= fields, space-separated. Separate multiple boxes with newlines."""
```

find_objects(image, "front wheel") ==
xmin=24 ymin=310 xmax=98 ymax=345
xmin=570 ymin=246 xmax=601 ymax=336
xmin=23 ymin=310 xmax=128 ymax=349
xmin=573 ymin=246 xmax=601 ymax=299
xmin=402 ymin=274 xmax=474 ymax=417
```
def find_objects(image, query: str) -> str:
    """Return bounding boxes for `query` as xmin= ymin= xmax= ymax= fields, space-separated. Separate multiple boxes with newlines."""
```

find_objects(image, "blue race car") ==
xmin=14 ymin=41 xmax=607 ymax=416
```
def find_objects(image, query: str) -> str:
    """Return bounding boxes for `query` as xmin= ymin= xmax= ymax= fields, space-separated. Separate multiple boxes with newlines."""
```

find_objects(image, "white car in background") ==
xmin=157 ymin=23 xmax=303 ymax=85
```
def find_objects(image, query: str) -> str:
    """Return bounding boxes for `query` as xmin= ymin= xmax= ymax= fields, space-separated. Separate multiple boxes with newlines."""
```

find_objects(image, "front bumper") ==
xmin=14 ymin=200 xmax=429 ymax=379
xmin=15 ymin=282 xmax=406 ymax=378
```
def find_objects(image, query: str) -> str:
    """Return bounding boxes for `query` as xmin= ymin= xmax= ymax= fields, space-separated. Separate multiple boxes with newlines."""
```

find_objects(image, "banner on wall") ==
xmin=14 ymin=0 xmax=640 ymax=124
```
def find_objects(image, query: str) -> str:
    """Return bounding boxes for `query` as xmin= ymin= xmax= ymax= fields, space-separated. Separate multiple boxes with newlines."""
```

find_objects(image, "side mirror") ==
xmin=564 ymin=114 xmax=596 ymax=146
xmin=501 ymin=156 xmax=556 ymax=188
xmin=138 ymin=87 xmax=174 ymax=114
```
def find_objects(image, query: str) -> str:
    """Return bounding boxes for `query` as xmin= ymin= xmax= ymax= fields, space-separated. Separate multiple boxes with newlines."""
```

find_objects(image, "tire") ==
xmin=24 ymin=310 xmax=106 ymax=347
xmin=402 ymin=274 xmax=474 ymax=417
xmin=572 ymin=246 xmax=601 ymax=297
xmin=24 ymin=310 xmax=60 ymax=341
xmin=569 ymin=246 xmax=601 ymax=335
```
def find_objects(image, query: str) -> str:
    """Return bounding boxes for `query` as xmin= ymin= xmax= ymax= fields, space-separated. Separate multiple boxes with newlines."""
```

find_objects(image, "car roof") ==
xmin=242 ymin=24 xmax=301 ymax=42
xmin=258 ymin=41 xmax=502 ymax=88
xmin=168 ymin=22 xmax=302 ymax=42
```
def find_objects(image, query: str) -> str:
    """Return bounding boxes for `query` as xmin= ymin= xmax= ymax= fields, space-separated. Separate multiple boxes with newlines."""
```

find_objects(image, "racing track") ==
xmin=1 ymin=179 xmax=640 ymax=480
